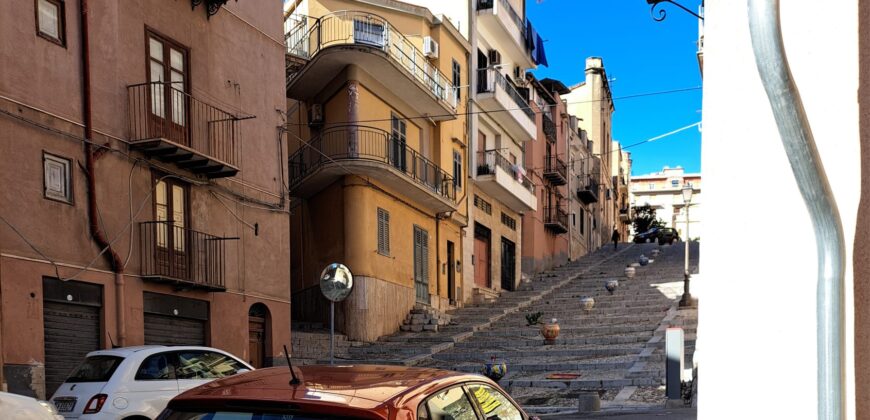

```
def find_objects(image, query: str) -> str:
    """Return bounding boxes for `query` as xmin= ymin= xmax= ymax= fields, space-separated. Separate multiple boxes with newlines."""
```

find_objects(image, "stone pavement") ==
xmin=329 ymin=241 xmax=700 ymax=415
xmin=543 ymin=407 xmax=697 ymax=419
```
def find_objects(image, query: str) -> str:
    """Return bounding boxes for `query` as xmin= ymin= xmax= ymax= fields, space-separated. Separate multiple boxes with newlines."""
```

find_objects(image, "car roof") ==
xmin=86 ymin=345 xmax=234 ymax=358
xmin=170 ymin=365 xmax=488 ymax=414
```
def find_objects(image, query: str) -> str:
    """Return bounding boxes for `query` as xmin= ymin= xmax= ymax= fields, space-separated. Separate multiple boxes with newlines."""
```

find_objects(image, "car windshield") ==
xmin=159 ymin=411 xmax=367 ymax=420
xmin=66 ymin=355 xmax=124 ymax=383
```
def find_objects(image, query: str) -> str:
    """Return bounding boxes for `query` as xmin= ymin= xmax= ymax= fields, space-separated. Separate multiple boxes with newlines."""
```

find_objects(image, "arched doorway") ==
xmin=248 ymin=303 xmax=270 ymax=368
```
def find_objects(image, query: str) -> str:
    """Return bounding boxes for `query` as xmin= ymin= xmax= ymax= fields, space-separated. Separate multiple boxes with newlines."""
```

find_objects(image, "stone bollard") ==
xmin=577 ymin=391 xmax=601 ymax=413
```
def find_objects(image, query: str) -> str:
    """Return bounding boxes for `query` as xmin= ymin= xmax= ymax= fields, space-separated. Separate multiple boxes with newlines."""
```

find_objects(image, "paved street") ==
xmin=544 ymin=408 xmax=697 ymax=419
xmin=338 ymin=241 xmax=700 ymax=415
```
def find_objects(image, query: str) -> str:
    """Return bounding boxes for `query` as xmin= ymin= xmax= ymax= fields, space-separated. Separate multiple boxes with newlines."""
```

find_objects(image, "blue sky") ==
xmin=526 ymin=1 xmax=703 ymax=176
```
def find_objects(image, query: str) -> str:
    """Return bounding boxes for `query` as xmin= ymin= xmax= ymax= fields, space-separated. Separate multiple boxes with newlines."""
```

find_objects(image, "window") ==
xmin=353 ymin=19 xmax=385 ymax=47
xmin=413 ymin=226 xmax=430 ymax=303
xmin=147 ymin=30 xmax=188 ymax=127
xmin=501 ymin=212 xmax=516 ymax=231
xmin=154 ymin=177 xmax=188 ymax=252
xmin=474 ymin=195 xmax=492 ymax=215
xmin=36 ymin=0 xmax=65 ymax=46
xmin=418 ymin=385 xmax=477 ymax=420
xmin=377 ymin=208 xmax=390 ymax=256
xmin=671 ymin=179 xmax=679 ymax=187
xmin=467 ymin=383 xmax=523 ymax=420
xmin=580 ymin=208 xmax=585 ymax=234
xmin=572 ymin=212 xmax=576 ymax=226
xmin=67 ymin=356 xmax=123 ymax=383
xmin=175 ymin=351 xmax=247 ymax=380
xmin=649 ymin=183 xmax=655 ymax=190
xmin=136 ymin=353 xmax=176 ymax=380
xmin=453 ymin=150 xmax=462 ymax=189
xmin=390 ymin=114 xmax=407 ymax=171
xmin=452 ymin=59 xmax=462 ymax=103
xmin=44 ymin=153 xmax=72 ymax=203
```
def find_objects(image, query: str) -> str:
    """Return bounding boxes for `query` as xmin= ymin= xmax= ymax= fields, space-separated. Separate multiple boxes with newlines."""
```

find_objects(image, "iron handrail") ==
xmin=476 ymin=150 xmax=534 ymax=193
xmin=476 ymin=68 xmax=535 ymax=121
xmin=139 ymin=221 xmax=230 ymax=289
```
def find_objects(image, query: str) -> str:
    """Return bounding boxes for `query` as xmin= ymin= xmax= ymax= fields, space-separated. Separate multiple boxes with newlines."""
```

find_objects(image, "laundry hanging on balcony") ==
xmin=525 ymin=19 xmax=548 ymax=67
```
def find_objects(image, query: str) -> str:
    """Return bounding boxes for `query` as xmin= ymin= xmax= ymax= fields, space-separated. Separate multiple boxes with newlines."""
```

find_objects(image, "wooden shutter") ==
xmin=377 ymin=208 xmax=390 ymax=255
xmin=420 ymin=228 xmax=429 ymax=284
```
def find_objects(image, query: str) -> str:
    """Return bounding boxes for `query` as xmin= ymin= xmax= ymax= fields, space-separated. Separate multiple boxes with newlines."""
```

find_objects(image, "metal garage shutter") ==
xmin=42 ymin=279 xmax=103 ymax=399
xmin=142 ymin=292 xmax=208 ymax=346
xmin=143 ymin=313 xmax=205 ymax=346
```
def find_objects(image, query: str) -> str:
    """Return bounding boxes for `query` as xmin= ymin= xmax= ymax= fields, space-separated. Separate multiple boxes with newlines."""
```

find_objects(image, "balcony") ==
xmin=476 ymin=0 xmax=533 ymax=67
xmin=284 ymin=11 xmax=457 ymax=120
xmin=542 ymin=113 xmax=556 ymax=143
xmin=288 ymin=125 xmax=457 ymax=212
xmin=127 ymin=83 xmax=249 ymax=178
xmin=475 ymin=150 xmax=536 ymax=212
xmin=619 ymin=207 xmax=631 ymax=222
xmin=542 ymin=157 xmax=567 ymax=186
xmin=577 ymin=180 xmax=599 ymax=204
xmin=477 ymin=68 xmax=536 ymax=139
xmin=544 ymin=206 xmax=569 ymax=234
xmin=139 ymin=221 xmax=234 ymax=291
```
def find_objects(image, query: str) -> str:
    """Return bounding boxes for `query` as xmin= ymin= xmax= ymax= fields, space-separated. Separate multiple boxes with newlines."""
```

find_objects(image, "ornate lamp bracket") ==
xmin=191 ymin=0 xmax=233 ymax=19
xmin=647 ymin=0 xmax=704 ymax=22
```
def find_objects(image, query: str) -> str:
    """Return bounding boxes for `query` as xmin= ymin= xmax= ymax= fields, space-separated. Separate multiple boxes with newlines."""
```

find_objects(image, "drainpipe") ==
xmin=80 ymin=0 xmax=127 ymax=346
xmin=748 ymin=2 xmax=845 ymax=419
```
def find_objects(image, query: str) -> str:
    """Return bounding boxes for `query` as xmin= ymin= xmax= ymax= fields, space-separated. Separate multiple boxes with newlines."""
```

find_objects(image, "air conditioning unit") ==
xmin=308 ymin=104 xmax=324 ymax=127
xmin=488 ymin=49 xmax=501 ymax=65
xmin=513 ymin=65 xmax=522 ymax=80
xmin=423 ymin=36 xmax=439 ymax=59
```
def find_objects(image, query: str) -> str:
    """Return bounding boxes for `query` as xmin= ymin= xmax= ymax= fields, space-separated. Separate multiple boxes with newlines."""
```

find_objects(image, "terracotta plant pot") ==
xmin=624 ymin=266 xmax=636 ymax=279
xmin=481 ymin=356 xmax=507 ymax=382
xmin=541 ymin=318 xmax=560 ymax=344
xmin=605 ymin=279 xmax=619 ymax=295
xmin=580 ymin=296 xmax=595 ymax=311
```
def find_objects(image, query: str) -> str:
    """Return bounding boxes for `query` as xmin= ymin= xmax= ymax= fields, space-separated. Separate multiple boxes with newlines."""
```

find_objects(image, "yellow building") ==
xmin=284 ymin=0 xmax=469 ymax=341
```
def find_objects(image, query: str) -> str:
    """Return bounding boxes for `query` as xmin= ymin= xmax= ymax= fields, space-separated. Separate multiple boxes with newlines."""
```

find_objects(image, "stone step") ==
xmin=501 ymin=376 xmax=662 ymax=390
xmin=473 ymin=323 xmax=656 ymax=338
xmin=452 ymin=332 xmax=653 ymax=348
xmin=432 ymin=345 xmax=644 ymax=363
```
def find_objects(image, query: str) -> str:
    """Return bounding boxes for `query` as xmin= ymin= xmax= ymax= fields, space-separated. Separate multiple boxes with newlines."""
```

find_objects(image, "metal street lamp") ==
xmin=646 ymin=0 xmax=705 ymax=22
xmin=679 ymin=184 xmax=695 ymax=308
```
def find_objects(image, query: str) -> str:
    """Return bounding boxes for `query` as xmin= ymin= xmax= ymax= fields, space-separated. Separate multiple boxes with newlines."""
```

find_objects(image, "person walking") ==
xmin=611 ymin=228 xmax=620 ymax=250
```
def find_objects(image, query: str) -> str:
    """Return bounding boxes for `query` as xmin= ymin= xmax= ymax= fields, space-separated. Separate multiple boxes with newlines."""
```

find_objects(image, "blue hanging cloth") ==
xmin=536 ymin=33 xmax=549 ymax=67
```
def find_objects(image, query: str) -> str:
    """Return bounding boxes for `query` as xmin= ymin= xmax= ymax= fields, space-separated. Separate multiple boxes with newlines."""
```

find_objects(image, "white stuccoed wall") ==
xmin=699 ymin=0 xmax=858 ymax=418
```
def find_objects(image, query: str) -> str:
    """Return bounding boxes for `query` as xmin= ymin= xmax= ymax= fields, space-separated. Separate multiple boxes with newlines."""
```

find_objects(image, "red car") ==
xmin=157 ymin=364 xmax=538 ymax=420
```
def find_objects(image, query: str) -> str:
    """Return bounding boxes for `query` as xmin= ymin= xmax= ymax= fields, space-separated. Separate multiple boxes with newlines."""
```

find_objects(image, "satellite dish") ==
xmin=319 ymin=263 xmax=353 ymax=302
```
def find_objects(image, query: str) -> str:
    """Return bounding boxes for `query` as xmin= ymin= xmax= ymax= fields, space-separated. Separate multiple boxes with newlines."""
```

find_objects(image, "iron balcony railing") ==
xmin=284 ymin=11 xmax=456 ymax=110
xmin=127 ymin=82 xmax=242 ymax=168
xmin=543 ymin=156 xmax=568 ymax=183
xmin=543 ymin=112 xmax=557 ymax=143
xmin=476 ymin=150 xmax=534 ymax=193
xmin=544 ymin=206 xmax=569 ymax=231
xmin=288 ymin=125 xmax=456 ymax=203
xmin=139 ymin=221 xmax=233 ymax=290
xmin=477 ymin=68 xmax=535 ymax=121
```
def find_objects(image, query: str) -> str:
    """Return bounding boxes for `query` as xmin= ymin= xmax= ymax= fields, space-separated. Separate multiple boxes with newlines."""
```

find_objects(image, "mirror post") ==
xmin=330 ymin=300 xmax=335 ymax=365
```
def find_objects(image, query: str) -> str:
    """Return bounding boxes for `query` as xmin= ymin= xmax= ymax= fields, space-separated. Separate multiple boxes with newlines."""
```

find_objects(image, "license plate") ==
xmin=53 ymin=397 xmax=76 ymax=412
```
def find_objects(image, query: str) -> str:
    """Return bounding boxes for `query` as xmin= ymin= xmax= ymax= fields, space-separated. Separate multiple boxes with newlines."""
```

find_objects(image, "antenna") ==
xmin=283 ymin=345 xmax=301 ymax=385
xmin=107 ymin=331 xmax=118 ymax=349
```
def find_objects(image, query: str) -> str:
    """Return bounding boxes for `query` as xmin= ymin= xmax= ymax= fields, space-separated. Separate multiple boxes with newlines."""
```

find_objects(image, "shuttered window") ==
xmin=414 ymin=226 xmax=429 ymax=303
xmin=453 ymin=150 xmax=462 ymax=189
xmin=377 ymin=208 xmax=390 ymax=256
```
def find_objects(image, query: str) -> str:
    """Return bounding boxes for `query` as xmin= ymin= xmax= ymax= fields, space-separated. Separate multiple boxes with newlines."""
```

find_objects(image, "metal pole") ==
xmin=679 ymin=203 xmax=693 ymax=307
xmin=329 ymin=300 xmax=335 ymax=365
xmin=748 ymin=1 xmax=846 ymax=418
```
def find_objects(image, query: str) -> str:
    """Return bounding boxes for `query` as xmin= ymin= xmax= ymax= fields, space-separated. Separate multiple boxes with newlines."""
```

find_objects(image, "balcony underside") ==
xmin=477 ymin=93 xmax=536 ymax=140
xmin=475 ymin=172 xmax=536 ymax=212
xmin=291 ymin=161 xmax=457 ymax=213
xmin=577 ymin=189 xmax=599 ymax=205
xmin=142 ymin=274 xmax=227 ymax=292
xmin=477 ymin=12 xmax=533 ymax=68
xmin=286 ymin=47 xmax=455 ymax=121
xmin=543 ymin=171 xmax=567 ymax=186
xmin=619 ymin=213 xmax=631 ymax=222
xmin=544 ymin=221 xmax=568 ymax=234
xmin=130 ymin=139 xmax=239 ymax=179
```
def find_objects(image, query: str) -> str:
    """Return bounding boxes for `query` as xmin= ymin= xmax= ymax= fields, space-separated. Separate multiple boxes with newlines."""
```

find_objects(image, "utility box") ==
xmin=666 ymin=327 xmax=685 ymax=404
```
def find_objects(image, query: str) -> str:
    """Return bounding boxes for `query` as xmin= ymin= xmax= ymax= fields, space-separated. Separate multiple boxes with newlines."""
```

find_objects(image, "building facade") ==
xmin=0 ymin=0 xmax=290 ymax=398
xmin=567 ymin=117 xmax=595 ymax=260
xmin=521 ymin=76 xmax=570 ymax=275
xmin=629 ymin=167 xmax=701 ymax=240
xmin=284 ymin=0 xmax=470 ymax=341
xmin=564 ymin=57 xmax=617 ymax=249
xmin=612 ymin=145 xmax=632 ymax=240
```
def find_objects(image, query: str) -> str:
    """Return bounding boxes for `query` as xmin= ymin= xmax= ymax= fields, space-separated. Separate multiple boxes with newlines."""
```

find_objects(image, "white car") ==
xmin=0 ymin=391 xmax=64 ymax=420
xmin=49 ymin=345 xmax=252 ymax=419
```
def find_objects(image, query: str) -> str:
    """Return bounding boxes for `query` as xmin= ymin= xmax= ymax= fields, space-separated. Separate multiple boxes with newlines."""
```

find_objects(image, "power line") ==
xmin=284 ymin=86 xmax=702 ymax=126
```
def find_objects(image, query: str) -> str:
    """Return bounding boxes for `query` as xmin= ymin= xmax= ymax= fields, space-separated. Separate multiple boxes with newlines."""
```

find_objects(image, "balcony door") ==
xmin=413 ymin=226 xmax=429 ymax=304
xmin=390 ymin=115 xmax=407 ymax=172
xmin=154 ymin=177 xmax=189 ymax=280
xmin=147 ymin=31 xmax=189 ymax=145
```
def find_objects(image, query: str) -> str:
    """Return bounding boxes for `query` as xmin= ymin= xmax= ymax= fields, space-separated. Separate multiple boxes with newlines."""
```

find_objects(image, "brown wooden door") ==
xmin=248 ymin=316 xmax=265 ymax=368
xmin=154 ymin=178 xmax=188 ymax=280
xmin=447 ymin=241 xmax=456 ymax=303
xmin=474 ymin=224 xmax=491 ymax=289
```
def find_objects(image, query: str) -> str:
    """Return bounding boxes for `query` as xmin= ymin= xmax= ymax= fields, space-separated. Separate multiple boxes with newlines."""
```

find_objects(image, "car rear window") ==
xmin=66 ymin=355 xmax=124 ymax=383
xmin=159 ymin=411 xmax=367 ymax=420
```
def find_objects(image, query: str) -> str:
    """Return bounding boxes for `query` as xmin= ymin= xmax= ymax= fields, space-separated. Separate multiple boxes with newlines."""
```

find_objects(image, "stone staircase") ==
xmin=325 ymin=242 xmax=699 ymax=413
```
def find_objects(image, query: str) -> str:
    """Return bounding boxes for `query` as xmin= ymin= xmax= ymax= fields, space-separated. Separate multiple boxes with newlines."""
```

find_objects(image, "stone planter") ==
xmin=630 ymin=262 xmax=640 ymax=268
xmin=580 ymin=296 xmax=595 ymax=311
xmin=639 ymin=255 xmax=649 ymax=266
xmin=481 ymin=356 xmax=507 ymax=382
xmin=651 ymin=249 xmax=661 ymax=258
xmin=624 ymin=266 xmax=636 ymax=279
xmin=541 ymin=318 xmax=560 ymax=344
xmin=605 ymin=279 xmax=619 ymax=294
